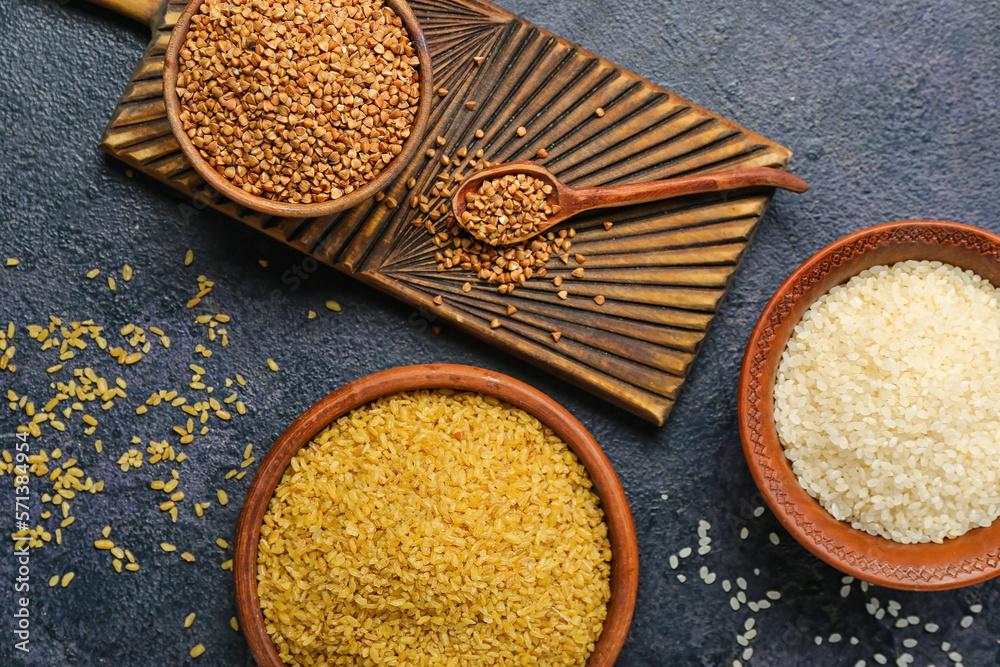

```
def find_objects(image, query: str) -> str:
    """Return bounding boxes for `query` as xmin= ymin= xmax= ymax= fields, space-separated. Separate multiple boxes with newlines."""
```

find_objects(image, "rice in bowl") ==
xmin=257 ymin=389 xmax=611 ymax=665
xmin=774 ymin=260 xmax=1000 ymax=544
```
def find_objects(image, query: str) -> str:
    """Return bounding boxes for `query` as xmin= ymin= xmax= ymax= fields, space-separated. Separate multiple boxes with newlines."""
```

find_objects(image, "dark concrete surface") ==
xmin=2 ymin=0 xmax=1000 ymax=665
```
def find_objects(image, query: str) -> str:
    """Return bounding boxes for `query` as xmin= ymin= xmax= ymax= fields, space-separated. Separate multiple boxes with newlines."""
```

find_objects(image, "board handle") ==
xmin=80 ymin=0 xmax=162 ymax=27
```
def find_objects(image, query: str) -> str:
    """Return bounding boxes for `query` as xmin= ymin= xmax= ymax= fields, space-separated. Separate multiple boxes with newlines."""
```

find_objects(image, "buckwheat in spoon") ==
xmin=452 ymin=161 xmax=810 ymax=246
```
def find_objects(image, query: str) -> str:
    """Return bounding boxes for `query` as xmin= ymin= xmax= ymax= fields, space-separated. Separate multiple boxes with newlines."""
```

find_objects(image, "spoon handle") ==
xmin=572 ymin=167 xmax=809 ymax=210
xmin=81 ymin=0 xmax=161 ymax=26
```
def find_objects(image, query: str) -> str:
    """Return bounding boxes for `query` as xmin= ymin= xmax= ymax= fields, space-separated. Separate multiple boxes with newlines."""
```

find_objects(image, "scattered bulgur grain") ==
xmin=108 ymin=277 xmax=116 ymax=291
xmin=217 ymin=490 xmax=228 ymax=506
xmin=266 ymin=359 xmax=279 ymax=372
xmin=6 ymin=258 xmax=19 ymax=267
xmin=86 ymin=269 xmax=100 ymax=279
xmin=122 ymin=264 xmax=133 ymax=282
xmin=325 ymin=301 xmax=341 ymax=312
xmin=60 ymin=572 xmax=74 ymax=587
xmin=230 ymin=617 xmax=239 ymax=631
xmin=184 ymin=250 xmax=193 ymax=266
xmin=184 ymin=613 xmax=196 ymax=628
xmin=190 ymin=644 xmax=205 ymax=658
xmin=160 ymin=542 xmax=177 ymax=552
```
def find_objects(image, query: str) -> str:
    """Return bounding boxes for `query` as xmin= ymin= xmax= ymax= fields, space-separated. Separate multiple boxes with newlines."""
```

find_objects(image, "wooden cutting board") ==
xmin=91 ymin=0 xmax=792 ymax=425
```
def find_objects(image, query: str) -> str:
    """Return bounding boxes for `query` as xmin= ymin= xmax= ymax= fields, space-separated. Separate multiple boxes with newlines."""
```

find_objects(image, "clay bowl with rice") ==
xmin=234 ymin=364 xmax=638 ymax=666
xmin=739 ymin=220 xmax=1000 ymax=591
xmin=163 ymin=0 xmax=433 ymax=218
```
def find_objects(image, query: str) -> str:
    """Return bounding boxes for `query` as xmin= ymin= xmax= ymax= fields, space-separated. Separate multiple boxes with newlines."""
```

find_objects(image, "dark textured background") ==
xmin=3 ymin=0 xmax=1000 ymax=665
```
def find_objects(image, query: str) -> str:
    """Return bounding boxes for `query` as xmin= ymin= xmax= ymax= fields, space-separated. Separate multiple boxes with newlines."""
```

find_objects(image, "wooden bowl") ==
xmin=739 ymin=220 xmax=1000 ymax=591
xmin=163 ymin=0 xmax=433 ymax=218
xmin=233 ymin=364 xmax=638 ymax=665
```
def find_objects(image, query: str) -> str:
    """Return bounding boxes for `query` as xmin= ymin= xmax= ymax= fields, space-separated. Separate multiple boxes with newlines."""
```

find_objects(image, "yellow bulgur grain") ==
xmin=266 ymin=358 xmax=279 ymax=372
xmin=190 ymin=644 xmax=205 ymax=658
xmin=184 ymin=612 xmax=196 ymax=628
xmin=217 ymin=489 xmax=228 ymax=506
xmin=257 ymin=391 xmax=611 ymax=667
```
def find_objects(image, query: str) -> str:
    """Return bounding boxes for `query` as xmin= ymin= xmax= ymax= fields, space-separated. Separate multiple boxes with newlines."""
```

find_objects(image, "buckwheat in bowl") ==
xmin=164 ymin=0 xmax=432 ymax=217
xmin=234 ymin=365 xmax=638 ymax=666
xmin=739 ymin=220 xmax=1000 ymax=590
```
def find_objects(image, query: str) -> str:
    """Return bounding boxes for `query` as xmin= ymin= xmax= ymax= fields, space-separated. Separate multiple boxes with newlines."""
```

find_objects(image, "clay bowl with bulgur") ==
xmin=233 ymin=364 xmax=638 ymax=666
xmin=739 ymin=220 xmax=1000 ymax=591
xmin=164 ymin=0 xmax=433 ymax=218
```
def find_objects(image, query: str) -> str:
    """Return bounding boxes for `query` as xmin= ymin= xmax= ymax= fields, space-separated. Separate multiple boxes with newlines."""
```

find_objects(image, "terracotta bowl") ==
xmin=163 ymin=0 xmax=433 ymax=218
xmin=738 ymin=220 xmax=1000 ymax=591
xmin=233 ymin=364 xmax=639 ymax=666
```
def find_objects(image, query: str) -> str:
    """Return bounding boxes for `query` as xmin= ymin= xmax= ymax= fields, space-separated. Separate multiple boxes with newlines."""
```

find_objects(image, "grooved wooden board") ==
xmin=98 ymin=0 xmax=792 ymax=424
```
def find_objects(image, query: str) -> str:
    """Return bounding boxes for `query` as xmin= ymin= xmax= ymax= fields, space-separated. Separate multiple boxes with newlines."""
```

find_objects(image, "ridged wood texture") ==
xmin=98 ymin=0 xmax=792 ymax=424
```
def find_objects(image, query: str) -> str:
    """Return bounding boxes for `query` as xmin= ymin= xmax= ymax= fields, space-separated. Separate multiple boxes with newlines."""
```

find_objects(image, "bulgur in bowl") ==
xmin=739 ymin=220 xmax=1000 ymax=591
xmin=234 ymin=364 xmax=638 ymax=666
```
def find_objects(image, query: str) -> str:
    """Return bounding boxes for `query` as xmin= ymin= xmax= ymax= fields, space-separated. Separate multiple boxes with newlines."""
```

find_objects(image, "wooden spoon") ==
xmin=451 ymin=161 xmax=809 ymax=246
